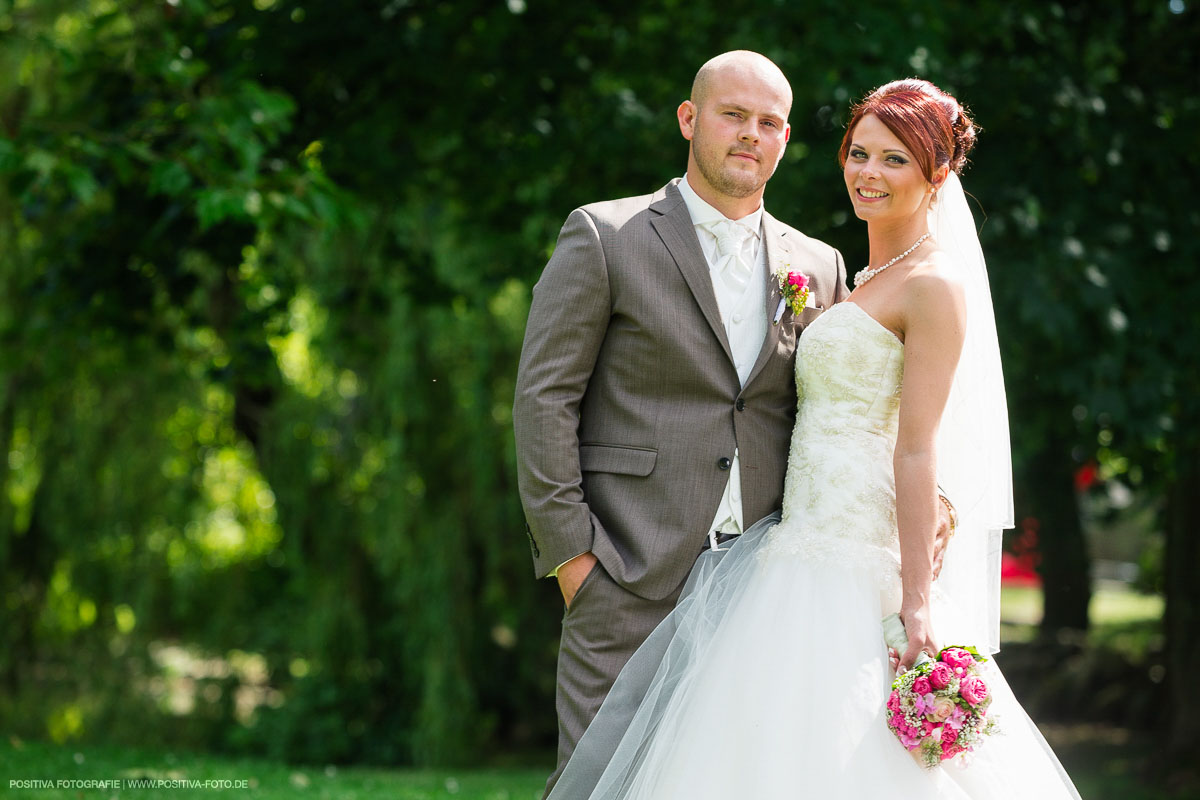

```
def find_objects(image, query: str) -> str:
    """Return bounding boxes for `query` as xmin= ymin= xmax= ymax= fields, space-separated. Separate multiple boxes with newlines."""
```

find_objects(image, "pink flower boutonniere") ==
xmin=772 ymin=269 xmax=810 ymax=325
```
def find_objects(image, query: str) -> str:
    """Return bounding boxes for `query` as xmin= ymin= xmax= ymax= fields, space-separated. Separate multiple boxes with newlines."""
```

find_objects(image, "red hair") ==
xmin=838 ymin=79 xmax=976 ymax=180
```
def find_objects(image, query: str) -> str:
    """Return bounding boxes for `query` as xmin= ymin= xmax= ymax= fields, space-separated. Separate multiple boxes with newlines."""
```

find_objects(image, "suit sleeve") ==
xmin=513 ymin=208 xmax=612 ymax=578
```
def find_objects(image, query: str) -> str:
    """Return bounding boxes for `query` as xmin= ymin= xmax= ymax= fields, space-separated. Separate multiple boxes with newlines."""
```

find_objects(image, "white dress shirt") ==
xmin=677 ymin=176 xmax=770 ymax=545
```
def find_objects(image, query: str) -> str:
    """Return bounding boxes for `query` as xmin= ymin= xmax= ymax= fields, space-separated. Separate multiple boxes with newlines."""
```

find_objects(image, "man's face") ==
xmin=680 ymin=66 xmax=791 ymax=203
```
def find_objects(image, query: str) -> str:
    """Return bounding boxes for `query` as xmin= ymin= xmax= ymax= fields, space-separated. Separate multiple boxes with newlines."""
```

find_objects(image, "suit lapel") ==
xmin=745 ymin=211 xmax=792 ymax=388
xmin=649 ymin=183 xmax=734 ymax=364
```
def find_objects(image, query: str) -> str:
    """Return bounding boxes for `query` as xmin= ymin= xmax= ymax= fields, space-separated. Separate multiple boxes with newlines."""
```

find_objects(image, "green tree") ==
xmin=1 ymin=0 xmax=1193 ymax=772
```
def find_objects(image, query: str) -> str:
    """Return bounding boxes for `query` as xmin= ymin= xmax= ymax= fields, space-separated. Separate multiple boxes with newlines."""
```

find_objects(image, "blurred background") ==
xmin=0 ymin=0 xmax=1197 ymax=795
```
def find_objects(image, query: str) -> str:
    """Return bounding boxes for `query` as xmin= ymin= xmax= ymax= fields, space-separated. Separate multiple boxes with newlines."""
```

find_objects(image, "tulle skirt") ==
xmin=549 ymin=514 xmax=1081 ymax=800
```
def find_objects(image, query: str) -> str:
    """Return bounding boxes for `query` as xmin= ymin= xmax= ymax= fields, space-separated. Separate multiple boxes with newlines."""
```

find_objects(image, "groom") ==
xmin=514 ymin=51 xmax=847 ymax=793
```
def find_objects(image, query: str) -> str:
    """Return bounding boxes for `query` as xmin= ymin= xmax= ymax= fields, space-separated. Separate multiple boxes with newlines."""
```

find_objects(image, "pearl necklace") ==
xmin=853 ymin=233 xmax=931 ymax=288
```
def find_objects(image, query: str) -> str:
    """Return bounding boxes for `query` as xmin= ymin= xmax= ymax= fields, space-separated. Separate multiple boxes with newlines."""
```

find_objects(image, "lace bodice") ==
xmin=794 ymin=302 xmax=905 ymax=440
xmin=763 ymin=302 xmax=906 ymax=578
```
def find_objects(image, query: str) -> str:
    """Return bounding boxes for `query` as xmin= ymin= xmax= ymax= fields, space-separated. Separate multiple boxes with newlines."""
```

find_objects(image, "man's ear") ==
xmin=677 ymin=100 xmax=696 ymax=141
xmin=784 ymin=124 xmax=791 ymax=143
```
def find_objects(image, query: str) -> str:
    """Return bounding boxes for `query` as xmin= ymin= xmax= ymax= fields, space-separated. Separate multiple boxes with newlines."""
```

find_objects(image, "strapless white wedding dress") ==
xmin=548 ymin=302 xmax=1081 ymax=799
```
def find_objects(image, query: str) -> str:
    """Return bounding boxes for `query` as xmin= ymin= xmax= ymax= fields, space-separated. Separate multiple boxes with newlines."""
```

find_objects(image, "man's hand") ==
xmin=931 ymin=495 xmax=956 ymax=579
xmin=557 ymin=551 xmax=598 ymax=608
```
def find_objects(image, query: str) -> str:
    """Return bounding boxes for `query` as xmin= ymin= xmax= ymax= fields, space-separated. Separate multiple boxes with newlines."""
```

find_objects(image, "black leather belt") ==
xmin=703 ymin=531 xmax=741 ymax=553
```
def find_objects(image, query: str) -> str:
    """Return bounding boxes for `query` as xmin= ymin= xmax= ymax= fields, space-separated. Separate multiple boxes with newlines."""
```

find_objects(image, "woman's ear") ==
xmin=931 ymin=164 xmax=950 ymax=192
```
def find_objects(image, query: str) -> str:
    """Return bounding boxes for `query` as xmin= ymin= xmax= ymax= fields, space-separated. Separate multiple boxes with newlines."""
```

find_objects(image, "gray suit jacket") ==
xmin=514 ymin=179 xmax=848 ymax=600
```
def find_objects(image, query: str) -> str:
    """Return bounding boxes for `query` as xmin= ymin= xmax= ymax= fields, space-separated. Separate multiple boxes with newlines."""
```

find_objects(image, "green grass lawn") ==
xmin=1000 ymin=582 xmax=1164 ymax=628
xmin=1 ymin=732 xmax=1189 ymax=800
xmin=999 ymin=582 xmax=1165 ymax=651
xmin=0 ymin=584 xmax=1175 ymax=799
xmin=1044 ymin=723 xmax=1197 ymax=800
xmin=0 ymin=740 xmax=547 ymax=800
xmin=995 ymin=583 xmax=1187 ymax=799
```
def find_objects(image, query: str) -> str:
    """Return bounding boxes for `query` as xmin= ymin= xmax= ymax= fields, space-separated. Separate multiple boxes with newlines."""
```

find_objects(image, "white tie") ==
xmin=703 ymin=219 xmax=754 ymax=295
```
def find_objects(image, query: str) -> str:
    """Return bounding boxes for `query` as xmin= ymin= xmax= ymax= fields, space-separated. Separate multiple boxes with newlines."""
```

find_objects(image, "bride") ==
xmin=547 ymin=80 xmax=1081 ymax=798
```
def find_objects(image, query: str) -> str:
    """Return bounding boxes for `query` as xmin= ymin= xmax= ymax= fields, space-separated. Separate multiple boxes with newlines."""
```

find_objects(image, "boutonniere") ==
xmin=771 ymin=268 xmax=810 ymax=325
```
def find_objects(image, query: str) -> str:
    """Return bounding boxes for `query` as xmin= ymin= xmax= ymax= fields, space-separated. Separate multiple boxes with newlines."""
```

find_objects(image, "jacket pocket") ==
xmin=564 ymin=559 xmax=604 ymax=615
xmin=798 ymin=303 xmax=825 ymax=326
xmin=579 ymin=444 xmax=658 ymax=476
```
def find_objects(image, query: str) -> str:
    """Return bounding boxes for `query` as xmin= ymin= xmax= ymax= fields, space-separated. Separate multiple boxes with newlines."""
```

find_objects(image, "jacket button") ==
xmin=736 ymin=399 xmax=746 ymax=412
xmin=717 ymin=457 xmax=732 ymax=470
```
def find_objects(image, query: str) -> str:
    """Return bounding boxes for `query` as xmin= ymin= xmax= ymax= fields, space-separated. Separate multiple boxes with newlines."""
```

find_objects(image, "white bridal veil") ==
xmin=930 ymin=172 xmax=1014 ymax=655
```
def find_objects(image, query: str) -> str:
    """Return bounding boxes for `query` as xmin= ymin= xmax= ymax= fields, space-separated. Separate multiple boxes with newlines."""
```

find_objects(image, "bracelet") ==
xmin=938 ymin=494 xmax=957 ymax=535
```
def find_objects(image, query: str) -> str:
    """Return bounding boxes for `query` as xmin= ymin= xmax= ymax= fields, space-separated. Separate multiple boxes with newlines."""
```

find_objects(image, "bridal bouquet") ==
xmin=883 ymin=615 xmax=999 ymax=767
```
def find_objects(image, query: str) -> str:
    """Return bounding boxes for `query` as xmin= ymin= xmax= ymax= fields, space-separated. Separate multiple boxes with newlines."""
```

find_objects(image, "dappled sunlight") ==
xmin=159 ymin=389 xmax=285 ymax=568
xmin=46 ymin=705 xmax=84 ymax=744
xmin=145 ymin=643 xmax=282 ymax=723
xmin=1000 ymin=584 xmax=1163 ymax=630
xmin=191 ymin=445 xmax=281 ymax=567
xmin=43 ymin=561 xmax=97 ymax=634
xmin=6 ymin=422 xmax=40 ymax=534
xmin=268 ymin=288 xmax=336 ymax=399
xmin=114 ymin=604 xmax=136 ymax=635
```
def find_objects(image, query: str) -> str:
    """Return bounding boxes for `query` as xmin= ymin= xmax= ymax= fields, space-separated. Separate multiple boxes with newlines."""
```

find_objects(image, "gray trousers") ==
xmin=542 ymin=561 xmax=686 ymax=798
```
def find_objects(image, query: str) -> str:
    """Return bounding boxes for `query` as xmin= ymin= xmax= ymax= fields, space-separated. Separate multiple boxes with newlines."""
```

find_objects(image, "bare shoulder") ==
xmin=900 ymin=249 xmax=967 ymax=329
xmin=903 ymin=250 xmax=965 ymax=306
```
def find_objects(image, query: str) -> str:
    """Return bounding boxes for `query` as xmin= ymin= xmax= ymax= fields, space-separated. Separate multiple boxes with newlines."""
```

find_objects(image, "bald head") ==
xmin=677 ymin=50 xmax=793 ymax=218
xmin=690 ymin=51 xmax=793 ymax=115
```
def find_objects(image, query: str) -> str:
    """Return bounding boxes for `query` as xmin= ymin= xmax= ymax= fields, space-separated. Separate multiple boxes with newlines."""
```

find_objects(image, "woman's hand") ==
xmin=897 ymin=605 xmax=940 ymax=672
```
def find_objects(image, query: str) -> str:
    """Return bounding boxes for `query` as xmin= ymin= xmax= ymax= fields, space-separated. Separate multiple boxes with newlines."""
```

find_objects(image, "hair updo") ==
xmin=837 ymin=79 xmax=977 ymax=181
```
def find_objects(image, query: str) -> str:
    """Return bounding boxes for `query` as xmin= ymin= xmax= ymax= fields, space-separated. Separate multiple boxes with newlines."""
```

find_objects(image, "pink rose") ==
xmin=960 ymin=676 xmax=989 ymax=706
xmin=941 ymin=648 xmax=976 ymax=673
xmin=787 ymin=272 xmax=809 ymax=290
xmin=929 ymin=697 xmax=955 ymax=722
xmin=928 ymin=662 xmax=954 ymax=689
xmin=887 ymin=691 xmax=901 ymax=712
xmin=912 ymin=676 xmax=932 ymax=695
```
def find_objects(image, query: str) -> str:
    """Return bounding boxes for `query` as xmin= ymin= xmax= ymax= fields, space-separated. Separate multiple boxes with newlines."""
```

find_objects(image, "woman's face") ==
xmin=843 ymin=114 xmax=931 ymax=224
